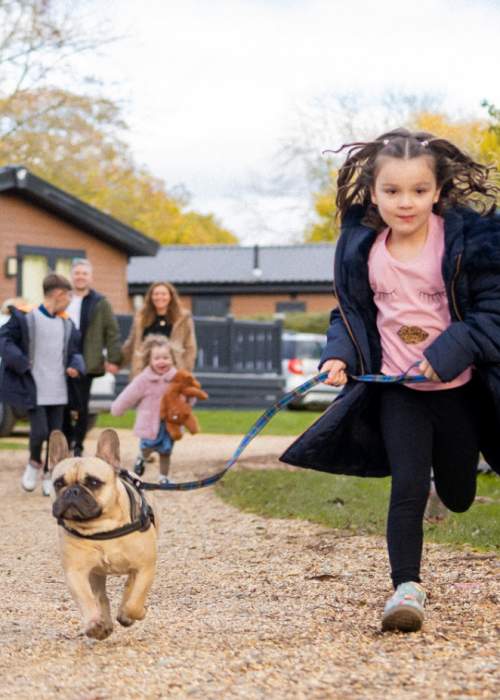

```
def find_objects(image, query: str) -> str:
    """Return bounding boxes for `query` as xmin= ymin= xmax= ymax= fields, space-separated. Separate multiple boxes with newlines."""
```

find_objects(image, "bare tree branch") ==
xmin=0 ymin=0 xmax=118 ymax=139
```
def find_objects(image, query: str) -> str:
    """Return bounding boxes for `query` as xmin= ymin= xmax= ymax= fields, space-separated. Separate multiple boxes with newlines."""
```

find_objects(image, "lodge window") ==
xmin=275 ymin=301 xmax=306 ymax=313
xmin=16 ymin=245 xmax=85 ymax=305
xmin=192 ymin=295 xmax=230 ymax=317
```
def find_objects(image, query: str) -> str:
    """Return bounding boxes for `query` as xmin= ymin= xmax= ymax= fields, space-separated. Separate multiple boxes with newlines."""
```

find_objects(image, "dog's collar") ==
xmin=57 ymin=472 xmax=155 ymax=541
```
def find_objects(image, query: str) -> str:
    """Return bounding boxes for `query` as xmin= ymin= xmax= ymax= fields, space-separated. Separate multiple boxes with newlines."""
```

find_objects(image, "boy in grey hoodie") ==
xmin=0 ymin=273 xmax=84 ymax=494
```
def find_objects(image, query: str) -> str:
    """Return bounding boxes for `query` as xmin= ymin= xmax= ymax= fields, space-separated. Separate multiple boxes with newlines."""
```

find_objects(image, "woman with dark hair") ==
xmin=122 ymin=282 xmax=197 ymax=379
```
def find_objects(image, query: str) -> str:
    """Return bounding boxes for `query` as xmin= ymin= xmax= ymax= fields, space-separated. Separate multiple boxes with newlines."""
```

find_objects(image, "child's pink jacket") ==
xmin=111 ymin=366 xmax=177 ymax=439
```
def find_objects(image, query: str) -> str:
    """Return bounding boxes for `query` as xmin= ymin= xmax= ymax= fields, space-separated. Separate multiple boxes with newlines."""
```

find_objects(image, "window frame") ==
xmin=275 ymin=301 xmax=306 ymax=313
xmin=192 ymin=295 xmax=231 ymax=318
xmin=16 ymin=244 xmax=85 ymax=295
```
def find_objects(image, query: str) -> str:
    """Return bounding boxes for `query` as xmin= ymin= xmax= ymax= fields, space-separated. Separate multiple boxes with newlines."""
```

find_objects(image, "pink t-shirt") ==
xmin=368 ymin=213 xmax=471 ymax=391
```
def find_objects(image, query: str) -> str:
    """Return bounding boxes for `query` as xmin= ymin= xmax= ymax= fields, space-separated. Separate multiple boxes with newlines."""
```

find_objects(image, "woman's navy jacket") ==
xmin=281 ymin=205 xmax=500 ymax=477
xmin=0 ymin=308 xmax=85 ymax=410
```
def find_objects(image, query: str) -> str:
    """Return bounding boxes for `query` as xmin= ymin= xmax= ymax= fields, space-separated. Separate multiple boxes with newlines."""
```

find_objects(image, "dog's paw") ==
xmin=85 ymin=618 xmax=113 ymax=640
xmin=117 ymin=614 xmax=135 ymax=627
xmin=117 ymin=605 xmax=146 ymax=625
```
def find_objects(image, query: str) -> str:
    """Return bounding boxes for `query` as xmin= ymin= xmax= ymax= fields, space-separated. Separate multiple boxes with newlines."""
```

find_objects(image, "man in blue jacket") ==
xmin=0 ymin=273 xmax=85 ymax=495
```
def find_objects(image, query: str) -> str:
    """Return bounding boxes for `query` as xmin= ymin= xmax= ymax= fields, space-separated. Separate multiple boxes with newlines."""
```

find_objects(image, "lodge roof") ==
xmin=128 ymin=242 xmax=336 ymax=292
xmin=0 ymin=166 xmax=158 ymax=257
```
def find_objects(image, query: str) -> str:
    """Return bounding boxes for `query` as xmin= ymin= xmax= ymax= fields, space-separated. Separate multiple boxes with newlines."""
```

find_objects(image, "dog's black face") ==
xmin=52 ymin=474 xmax=104 ymax=522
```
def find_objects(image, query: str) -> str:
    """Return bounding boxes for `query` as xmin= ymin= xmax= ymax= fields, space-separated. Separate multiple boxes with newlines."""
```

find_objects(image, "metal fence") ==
xmin=116 ymin=315 xmax=283 ymax=375
xmin=194 ymin=317 xmax=282 ymax=374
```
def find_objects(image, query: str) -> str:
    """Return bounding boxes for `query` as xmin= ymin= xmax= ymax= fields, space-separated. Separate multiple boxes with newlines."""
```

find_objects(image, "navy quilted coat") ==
xmin=280 ymin=206 xmax=500 ymax=477
xmin=0 ymin=308 xmax=84 ymax=410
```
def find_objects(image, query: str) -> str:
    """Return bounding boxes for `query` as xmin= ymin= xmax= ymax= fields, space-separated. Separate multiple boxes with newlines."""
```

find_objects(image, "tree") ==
xmin=479 ymin=101 xmax=500 ymax=174
xmin=0 ymin=3 xmax=236 ymax=244
xmin=304 ymin=173 xmax=339 ymax=243
xmin=0 ymin=87 xmax=238 ymax=244
xmin=482 ymin=101 xmax=500 ymax=137
xmin=0 ymin=0 xmax=113 ymax=140
xmin=411 ymin=112 xmax=485 ymax=156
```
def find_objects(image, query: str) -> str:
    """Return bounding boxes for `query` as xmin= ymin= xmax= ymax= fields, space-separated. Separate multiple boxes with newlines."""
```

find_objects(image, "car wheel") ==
xmin=0 ymin=401 xmax=17 ymax=437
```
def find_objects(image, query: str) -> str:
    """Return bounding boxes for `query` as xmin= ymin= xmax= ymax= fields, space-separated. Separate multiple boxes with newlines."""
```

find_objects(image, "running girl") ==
xmin=111 ymin=335 xmax=176 ymax=484
xmin=281 ymin=128 xmax=500 ymax=632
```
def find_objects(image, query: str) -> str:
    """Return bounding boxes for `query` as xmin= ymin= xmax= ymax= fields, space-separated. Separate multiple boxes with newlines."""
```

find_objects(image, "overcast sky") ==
xmin=85 ymin=0 xmax=500 ymax=244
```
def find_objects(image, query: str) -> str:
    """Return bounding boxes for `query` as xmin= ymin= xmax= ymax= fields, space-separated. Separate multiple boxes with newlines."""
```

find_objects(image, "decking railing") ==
xmin=117 ymin=315 xmax=283 ymax=375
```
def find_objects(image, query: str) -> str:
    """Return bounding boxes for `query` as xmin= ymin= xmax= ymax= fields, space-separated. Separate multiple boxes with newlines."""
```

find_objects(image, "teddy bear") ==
xmin=159 ymin=369 xmax=209 ymax=441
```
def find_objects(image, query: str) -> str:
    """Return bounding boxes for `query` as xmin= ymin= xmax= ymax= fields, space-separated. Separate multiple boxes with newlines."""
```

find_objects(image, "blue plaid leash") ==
xmin=126 ymin=362 xmax=427 ymax=493
xmin=350 ymin=360 xmax=427 ymax=385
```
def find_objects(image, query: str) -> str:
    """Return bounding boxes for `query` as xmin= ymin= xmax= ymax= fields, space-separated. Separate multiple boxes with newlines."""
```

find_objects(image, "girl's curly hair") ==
xmin=141 ymin=334 xmax=172 ymax=370
xmin=331 ymin=128 xmax=499 ymax=229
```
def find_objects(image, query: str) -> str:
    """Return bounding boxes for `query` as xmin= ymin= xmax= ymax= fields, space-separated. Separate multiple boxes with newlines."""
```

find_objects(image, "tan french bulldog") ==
xmin=49 ymin=429 xmax=158 ymax=640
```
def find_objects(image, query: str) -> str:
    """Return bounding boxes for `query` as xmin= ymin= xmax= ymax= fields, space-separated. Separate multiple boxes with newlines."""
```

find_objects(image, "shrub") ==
xmin=241 ymin=311 xmax=330 ymax=334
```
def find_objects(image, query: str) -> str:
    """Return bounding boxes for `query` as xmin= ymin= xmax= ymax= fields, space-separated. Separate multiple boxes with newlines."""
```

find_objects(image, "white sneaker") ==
xmin=42 ymin=474 xmax=52 ymax=497
xmin=21 ymin=462 xmax=40 ymax=492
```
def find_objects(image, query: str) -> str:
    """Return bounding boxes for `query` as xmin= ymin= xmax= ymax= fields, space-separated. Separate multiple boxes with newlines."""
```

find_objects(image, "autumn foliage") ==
xmin=0 ymin=88 xmax=237 ymax=245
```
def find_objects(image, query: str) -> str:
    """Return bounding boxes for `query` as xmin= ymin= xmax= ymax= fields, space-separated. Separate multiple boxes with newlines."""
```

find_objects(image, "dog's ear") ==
xmin=95 ymin=429 xmax=121 ymax=470
xmin=48 ymin=431 xmax=69 ymax=471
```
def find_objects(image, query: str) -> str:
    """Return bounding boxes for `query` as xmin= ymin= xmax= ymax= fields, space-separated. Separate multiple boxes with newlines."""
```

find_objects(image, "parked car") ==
xmin=282 ymin=331 xmax=340 ymax=409
xmin=0 ymin=312 xmax=115 ymax=437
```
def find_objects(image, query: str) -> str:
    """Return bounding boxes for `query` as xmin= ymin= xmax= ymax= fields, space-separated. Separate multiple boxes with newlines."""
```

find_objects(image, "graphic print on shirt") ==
xmin=372 ymin=286 xmax=396 ymax=302
xmin=367 ymin=213 xmax=472 ymax=390
xmin=417 ymin=288 xmax=447 ymax=306
xmin=396 ymin=325 xmax=429 ymax=344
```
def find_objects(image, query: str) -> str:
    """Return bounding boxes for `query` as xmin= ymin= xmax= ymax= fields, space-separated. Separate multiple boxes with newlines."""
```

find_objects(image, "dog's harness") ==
xmin=57 ymin=473 xmax=155 ymax=540
xmin=132 ymin=362 xmax=427 ymax=493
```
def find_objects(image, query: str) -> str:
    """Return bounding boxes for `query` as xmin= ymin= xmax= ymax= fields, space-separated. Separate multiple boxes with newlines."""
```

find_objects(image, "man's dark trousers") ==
xmin=63 ymin=375 xmax=94 ymax=453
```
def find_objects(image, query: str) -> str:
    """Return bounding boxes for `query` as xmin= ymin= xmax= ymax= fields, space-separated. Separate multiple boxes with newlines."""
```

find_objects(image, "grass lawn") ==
xmin=97 ymin=408 xmax=319 ymax=436
xmin=0 ymin=440 xmax=27 ymax=450
xmin=216 ymin=469 xmax=500 ymax=552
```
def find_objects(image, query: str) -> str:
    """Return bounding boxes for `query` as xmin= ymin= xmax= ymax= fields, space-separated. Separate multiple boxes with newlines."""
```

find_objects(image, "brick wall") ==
xmin=230 ymin=292 xmax=335 ymax=316
xmin=0 ymin=194 xmax=130 ymax=313
xmin=172 ymin=292 xmax=335 ymax=317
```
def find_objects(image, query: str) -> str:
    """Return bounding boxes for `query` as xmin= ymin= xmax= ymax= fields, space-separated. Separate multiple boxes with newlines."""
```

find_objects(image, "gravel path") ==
xmin=0 ymin=430 xmax=499 ymax=699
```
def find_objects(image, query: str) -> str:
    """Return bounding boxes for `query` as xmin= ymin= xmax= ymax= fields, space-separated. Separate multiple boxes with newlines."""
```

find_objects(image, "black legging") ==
xmin=63 ymin=375 xmax=94 ymax=452
xmin=379 ymin=383 xmax=479 ymax=588
xmin=28 ymin=405 xmax=65 ymax=467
